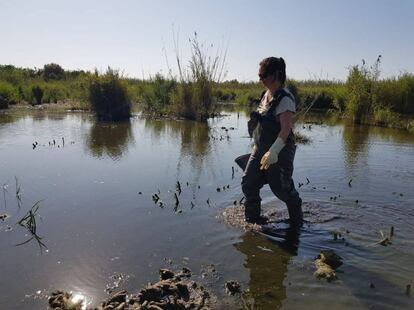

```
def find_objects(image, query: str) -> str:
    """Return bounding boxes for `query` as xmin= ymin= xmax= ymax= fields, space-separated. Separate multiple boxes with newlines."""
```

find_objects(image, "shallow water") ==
xmin=0 ymin=109 xmax=413 ymax=309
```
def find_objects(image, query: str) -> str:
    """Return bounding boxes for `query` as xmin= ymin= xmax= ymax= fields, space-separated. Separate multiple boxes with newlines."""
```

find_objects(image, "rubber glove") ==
xmin=260 ymin=137 xmax=285 ymax=170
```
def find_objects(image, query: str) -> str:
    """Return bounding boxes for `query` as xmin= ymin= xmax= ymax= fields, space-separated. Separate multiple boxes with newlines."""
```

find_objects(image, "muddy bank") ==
xmin=49 ymin=268 xmax=214 ymax=310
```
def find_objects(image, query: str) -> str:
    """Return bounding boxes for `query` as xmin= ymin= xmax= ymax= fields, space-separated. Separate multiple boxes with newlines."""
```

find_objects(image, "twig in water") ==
xmin=176 ymin=181 xmax=182 ymax=195
xmin=2 ymin=183 xmax=8 ymax=208
xmin=377 ymin=230 xmax=392 ymax=246
xmin=174 ymin=193 xmax=180 ymax=207
xmin=15 ymin=176 xmax=22 ymax=205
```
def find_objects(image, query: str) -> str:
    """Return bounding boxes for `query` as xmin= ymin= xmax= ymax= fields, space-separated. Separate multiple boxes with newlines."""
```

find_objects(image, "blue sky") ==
xmin=1 ymin=0 xmax=413 ymax=81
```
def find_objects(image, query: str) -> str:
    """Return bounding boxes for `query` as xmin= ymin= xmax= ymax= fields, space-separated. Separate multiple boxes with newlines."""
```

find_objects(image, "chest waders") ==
xmin=240 ymin=88 xmax=303 ymax=227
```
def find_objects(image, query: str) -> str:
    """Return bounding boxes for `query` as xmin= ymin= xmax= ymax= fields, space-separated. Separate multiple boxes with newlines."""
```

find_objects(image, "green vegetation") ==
xmin=16 ymin=200 xmax=47 ymax=250
xmin=0 ymin=64 xmax=89 ymax=109
xmin=0 ymin=81 xmax=18 ymax=109
xmin=138 ymin=33 xmax=227 ymax=120
xmin=1 ymin=56 xmax=413 ymax=129
xmin=89 ymin=68 xmax=131 ymax=121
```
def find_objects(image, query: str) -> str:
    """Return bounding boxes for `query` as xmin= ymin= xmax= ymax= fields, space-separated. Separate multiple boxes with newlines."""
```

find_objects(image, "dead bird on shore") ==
xmin=314 ymin=250 xmax=343 ymax=282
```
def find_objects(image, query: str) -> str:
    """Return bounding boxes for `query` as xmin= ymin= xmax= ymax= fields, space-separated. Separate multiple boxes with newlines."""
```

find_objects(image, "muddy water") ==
xmin=0 ymin=109 xmax=413 ymax=309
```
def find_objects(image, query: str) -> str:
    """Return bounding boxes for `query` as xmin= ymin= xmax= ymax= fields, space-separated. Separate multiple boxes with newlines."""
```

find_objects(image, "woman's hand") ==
xmin=260 ymin=150 xmax=276 ymax=170
xmin=260 ymin=137 xmax=285 ymax=170
xmin=260 ymin=111 xmax=293 ymax=170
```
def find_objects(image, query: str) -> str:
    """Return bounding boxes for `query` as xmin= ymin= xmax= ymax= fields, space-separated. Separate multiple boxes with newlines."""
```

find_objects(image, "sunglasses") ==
xmin=258 ymin=72 xmax=270 ymax=80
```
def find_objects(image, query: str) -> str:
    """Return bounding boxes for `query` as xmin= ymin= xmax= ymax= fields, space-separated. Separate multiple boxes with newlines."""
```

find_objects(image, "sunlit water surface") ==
xmin=0 ymin=109 xmax=413 ymax=309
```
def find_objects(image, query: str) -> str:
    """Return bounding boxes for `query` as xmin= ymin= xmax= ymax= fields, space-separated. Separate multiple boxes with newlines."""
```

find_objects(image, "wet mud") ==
xmin=49 ymin=268 xmax=214 ymax=310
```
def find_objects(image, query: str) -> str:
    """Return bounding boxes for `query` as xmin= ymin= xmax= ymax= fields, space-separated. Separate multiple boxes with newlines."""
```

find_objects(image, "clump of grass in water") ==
xmin=16 ymin=200 xmax=47 ymax=250
xmin=171 ymin=32 xmax=228 ymax=121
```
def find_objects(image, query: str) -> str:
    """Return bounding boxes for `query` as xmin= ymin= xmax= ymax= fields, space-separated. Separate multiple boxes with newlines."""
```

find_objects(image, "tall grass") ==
xmin=170 ymin=33 xmax=227 ymax=120
xmin=88 ymin=68 xmax=131 ymax=121
xmin=138 ymin=33 xmax=227 ymax=120
xmin=345 ymin=56 xmax=414 ymax=126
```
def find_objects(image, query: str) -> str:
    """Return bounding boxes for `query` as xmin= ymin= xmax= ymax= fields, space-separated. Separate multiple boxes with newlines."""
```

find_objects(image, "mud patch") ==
xmin=220 ymin=201 xmax=342 ymax=232
xmin=49 ymin=268 xmax=215 ymax=310
xmin=220 ymin=206 xmax=262 ymax=232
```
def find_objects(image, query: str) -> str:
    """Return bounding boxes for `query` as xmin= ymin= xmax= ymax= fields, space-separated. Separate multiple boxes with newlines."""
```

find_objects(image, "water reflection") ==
xmin=0 ymin=111 xmax=25 ymax=132
xmin=342 ymin=123 xmax=370 ymax=168
xmin=143 ymin=118 xmax=211 ymax=170
xmin=85 ymin=121 xmax=134 ymax=160
xmin=234 ymin=228 xmax=300 ymax=310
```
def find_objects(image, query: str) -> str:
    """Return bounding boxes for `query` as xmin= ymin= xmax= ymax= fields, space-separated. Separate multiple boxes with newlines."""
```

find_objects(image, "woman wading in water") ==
xmin=240 ymin=57 xmax=303 ymax=227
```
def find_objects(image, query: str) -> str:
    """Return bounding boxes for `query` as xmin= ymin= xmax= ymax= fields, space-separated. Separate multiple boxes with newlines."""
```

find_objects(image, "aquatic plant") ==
xmin=88 ymin=67 xmax=131 ymax=121
xmin=170 ymin=32 xmax=227 ymax=120
xmin=16 ymin=200 xmax=47 ymax=250
xmin=17 ymin=200 xmax=41 ymax=234
xmin=14 ymin=176 xmax=21 ymax=207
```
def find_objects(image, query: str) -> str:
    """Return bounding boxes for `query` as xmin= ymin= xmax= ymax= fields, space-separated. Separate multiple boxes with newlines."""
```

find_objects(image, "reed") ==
xmin=16 ymin=200 xmax=47 ymax=250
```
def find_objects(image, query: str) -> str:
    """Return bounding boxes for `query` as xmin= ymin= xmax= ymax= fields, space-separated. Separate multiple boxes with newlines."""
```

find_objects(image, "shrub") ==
xmin=31 ymin=85 xmax=44 ymax=105
xmin=89 ymin=68 xmax=131 ymax=121
xmin=43 ymin=63 xmax=65 ymax=81
xmin=234 ymin=89 xmax=263 ymax=106
xmin=0 ymin=82 xmax=18 ymax=109
xmin=373 ymin=107 xmax=398 ymax=126
xmin=345 ymin=56 xmax=381 ymax=123
xmin=139 ymin=74 xmax=177 ymax=116
xmin=43 ymin=83 xmax=67 ymax=103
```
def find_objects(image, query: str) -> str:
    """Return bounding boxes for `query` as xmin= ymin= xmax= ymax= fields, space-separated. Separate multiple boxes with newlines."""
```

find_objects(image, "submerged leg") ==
xmin=241 ymin=152 xmax=266 ymax=223
xmin=266 ymin=146 xmax=303 ymax=227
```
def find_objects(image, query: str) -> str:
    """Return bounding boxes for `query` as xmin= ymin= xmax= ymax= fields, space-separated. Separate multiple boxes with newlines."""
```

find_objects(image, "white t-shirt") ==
xmin=257 ymin=88 xmax=296 ymax=117
xmin=253 ymin=88 xmax=296 ymax=144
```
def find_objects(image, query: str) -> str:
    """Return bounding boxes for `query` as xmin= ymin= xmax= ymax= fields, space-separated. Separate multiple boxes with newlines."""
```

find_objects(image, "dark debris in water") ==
xmin=0 ymin=213 xmax=9 ymax=221
xmin=49 ymin=268 xmax=214 ymax=310
xmin=224 ymin=281 xmax=241 ymax=296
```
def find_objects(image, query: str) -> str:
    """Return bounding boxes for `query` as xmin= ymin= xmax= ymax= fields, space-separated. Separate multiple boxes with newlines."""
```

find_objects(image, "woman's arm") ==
xmin=278 ymin=111 xmax=294 ymax=142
